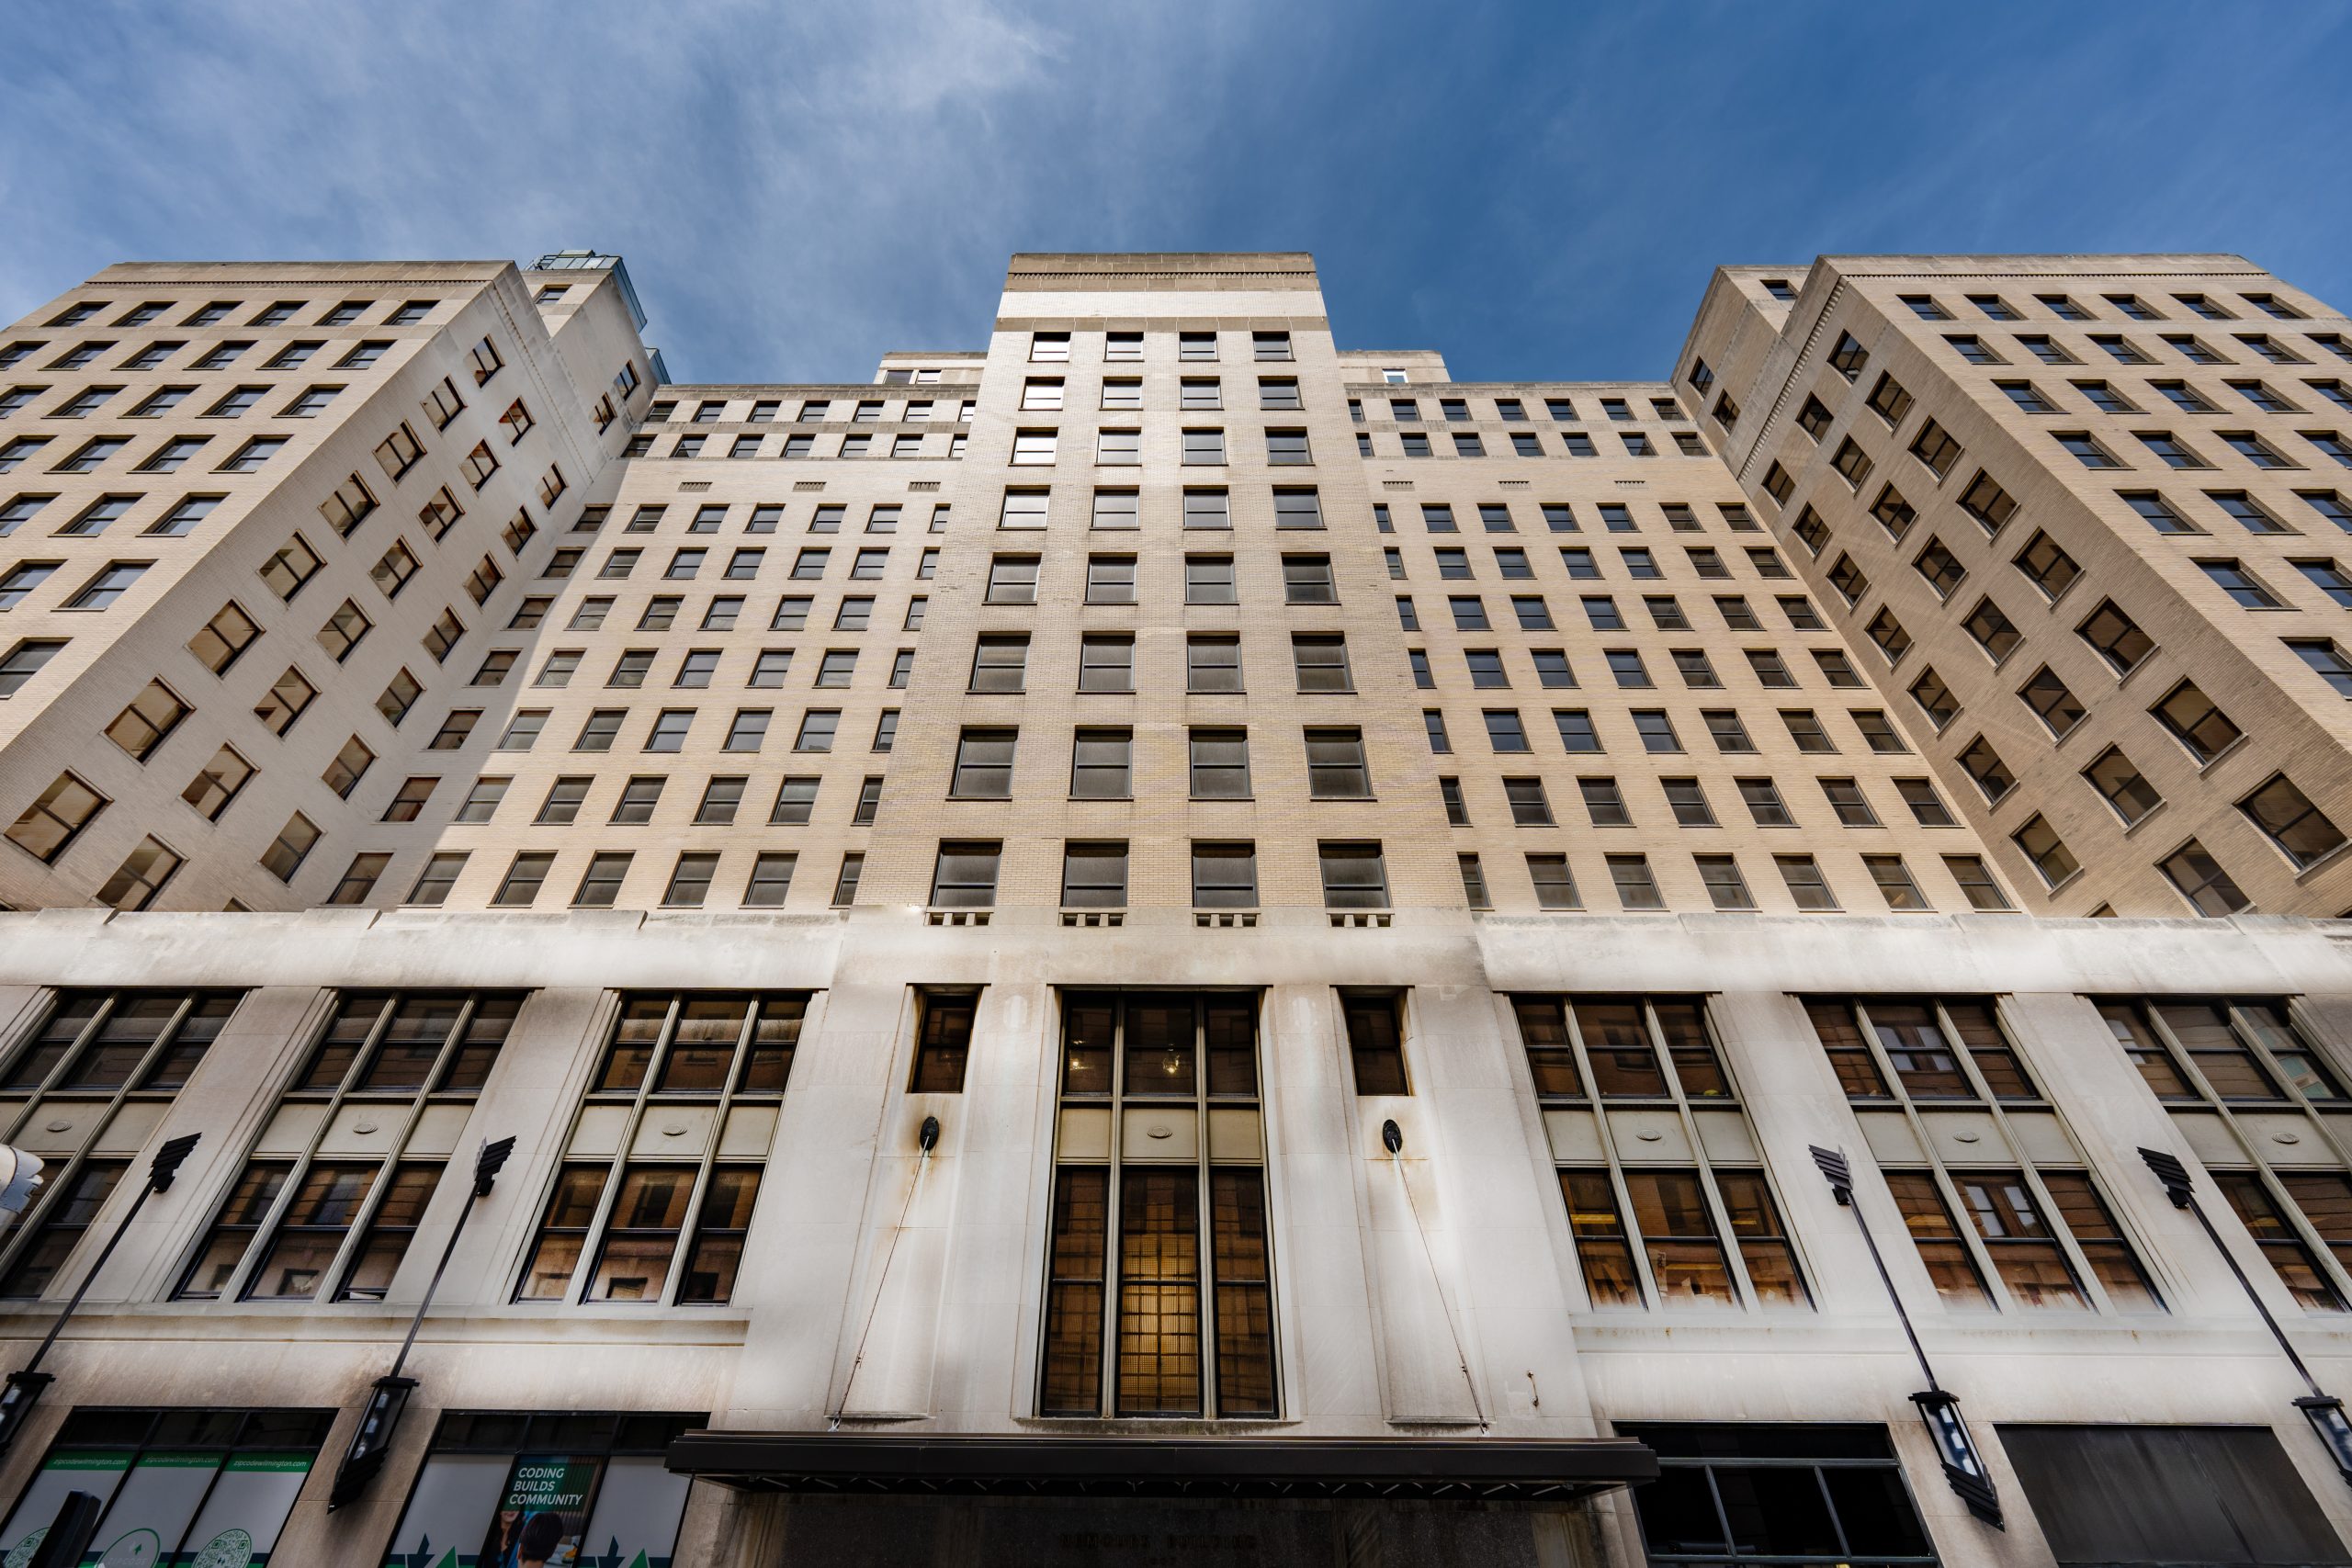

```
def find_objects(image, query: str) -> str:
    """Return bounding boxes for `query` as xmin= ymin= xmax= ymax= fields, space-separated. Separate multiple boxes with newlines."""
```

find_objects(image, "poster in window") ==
xmin=477 ymin=1455 xmax=600 ymax=1567
xmin=384 ymin=1450 xmax=690 ymax=1568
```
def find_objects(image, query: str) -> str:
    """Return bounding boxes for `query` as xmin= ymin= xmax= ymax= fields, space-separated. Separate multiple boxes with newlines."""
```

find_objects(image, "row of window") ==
xmin=649 ymin=392 xmax=970 ymax=423
xmin=576 ymin=498 xmax=945 ymax=536
xmin=1895 ymin=285 xmax=2316 ymax=327
xmin=0 ymin=378 xmax=346 ymax=431
xmin=1995 ymin=371 xmax=2352 ymax=423
xmin=0 ymin=430 xmax=288 ymax=478
xmin=2048 ymin=423 xmax=2352 ymax=474
xmin=1917 ymin=322 xmax=2346 ymax=374
xmin=628 ymin=428 xmax=964 ymax=460
xmin=12 ymin=984 xmax=2349 ymax=1328
xmin=1360 ymin=390 xmax=1686 ymax=424
xmin=20 ymin=294 xmax=440 ymax=333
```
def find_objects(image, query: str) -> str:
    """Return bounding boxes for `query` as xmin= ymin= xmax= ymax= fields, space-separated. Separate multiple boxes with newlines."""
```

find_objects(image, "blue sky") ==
xmin=4 ymin=2 xmax=2349 ymax=387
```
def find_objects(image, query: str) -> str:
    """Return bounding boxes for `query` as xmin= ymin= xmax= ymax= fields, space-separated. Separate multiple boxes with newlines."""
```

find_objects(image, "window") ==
xmin=2014 ymin=529 xmax=2082 ymax=600
xmin=1292 ymin=633 xmax=1351 ymax=692
xmin=930 ymin=841 xmax=1001 ymax=908
xmin=1189 ymin=728 xmax=1250 ymax=798
xmin=1272 ymin=488 xmax=1322 ymax=528
xmin=2152 ymin=680 xmax=2244 ymax=762
xmin=987 ymin=554 xmax=1039 ymax=604
xmin=1085 ymin=554 xmax=1136 ymax=604
xmin=2293 ymin=638 xmax=2352 ymax=696
xmin=969 ymin=633 xmax=1030 ymax=694
xmin=951 ymin=728 xmax=1015 ymax=797
xmin=1070 ymin=728 xmax=1133 ymax=798
xmin=1181 ymin=428 xmax=1225 ymax=465
xmin=0 ymin=637 xmax=62 ymax=699
xmin=1776 ymin=855 xmax=1838 ymax=910
xmin=1504 ymin=776 xmax=1555 ymax=826
xmin=2160 ymin=840 xmax=2251 ymax=917
xmin=1080 ymin=633 xmax=1135 ymax=692
xmin=1040 ymin=991 xmax=1274 ymax=1416
xmin=1186 ymin=634 xmax=1241 ymax=694
xmin=2079 ymin=746 xmax=2162 ymax=827
xmin=1283 ymin=554 xmax=1336 ymax=604
xmin=252 ymin=664 xmax=317 ymax=735
xmin=66 ymin=560 xmax=148 ymax=609
xmin=1907 ymin=418 xmax=1961 ymax=478
xmin=2056 ymin=603 xmax=2152 ymax=682
xmin=2013 ymin=815 xmax=2079 ymax=886
xmin=2019 ymin=665 xmax=2086 ymax=738
xmin=1266 ymin=831 xmax=1375 ymax=917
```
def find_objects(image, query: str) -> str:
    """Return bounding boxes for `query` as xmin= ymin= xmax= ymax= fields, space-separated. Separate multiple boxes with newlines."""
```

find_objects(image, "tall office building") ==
xmin=0 ymin=251 xmax=2346 ymax=1564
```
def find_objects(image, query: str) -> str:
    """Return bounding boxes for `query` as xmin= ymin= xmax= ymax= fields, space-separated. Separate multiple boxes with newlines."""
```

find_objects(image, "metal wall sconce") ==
xmin=1810 ymin=1145 xmax=2002 ymax=1527
xmin=328 ymin=1136 xmax=514 ymax=1508
xmin=2140 ymin=1145 xmax=2352 ymax=1486
xmin=0 ymin=1133 xmax=200 ymax=1460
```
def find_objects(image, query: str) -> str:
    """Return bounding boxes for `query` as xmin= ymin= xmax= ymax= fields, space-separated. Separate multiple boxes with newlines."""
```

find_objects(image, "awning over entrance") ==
xmin=665 ymin=1431 xmax=1657 ymax=1502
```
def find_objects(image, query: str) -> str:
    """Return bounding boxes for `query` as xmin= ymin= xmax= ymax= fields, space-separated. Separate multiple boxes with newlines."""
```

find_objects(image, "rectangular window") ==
xmin=1040 ymin=991 xmax=1273 ymax=1416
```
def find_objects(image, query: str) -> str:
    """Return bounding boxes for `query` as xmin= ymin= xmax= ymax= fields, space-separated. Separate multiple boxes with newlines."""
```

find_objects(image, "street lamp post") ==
xmin=2138 ymin=1146 xmax=2352 ymax=1483
xmin=327 ymin=1136 xmax=514 ymax=1509
xmin=0 ymin=1133 xmax=200 ymax=1459
xmin=1810 ymin=1145 xmax=2003 ymax=1528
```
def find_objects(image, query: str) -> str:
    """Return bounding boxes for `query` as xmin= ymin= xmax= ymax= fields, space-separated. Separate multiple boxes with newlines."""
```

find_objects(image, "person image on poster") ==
xmin=515 ymin=1512 xmax=566 ymax=1568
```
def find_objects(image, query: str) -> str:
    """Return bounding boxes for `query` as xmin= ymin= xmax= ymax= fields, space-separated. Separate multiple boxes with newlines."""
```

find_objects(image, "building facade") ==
xmin=0 ymin=252 xmax=2346 ymax=1564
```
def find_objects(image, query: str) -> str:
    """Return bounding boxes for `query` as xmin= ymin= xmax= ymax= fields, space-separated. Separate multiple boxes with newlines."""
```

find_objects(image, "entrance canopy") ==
xmin=665 ymin=1431 xmax=1657 ymax=1502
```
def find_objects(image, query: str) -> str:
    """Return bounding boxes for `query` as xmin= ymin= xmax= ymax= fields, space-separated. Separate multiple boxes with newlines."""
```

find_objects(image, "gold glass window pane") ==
xmin=336 ymin=1162 xmax=440 ymax=1302
xmin=1560 ymin=1170 xmax=1642 ymax=1305
xmin=1211 ymin=1168 xmax=1277 ymax=1416
xmin=1116 ymin=1168 xmax=1202 ymax=1416
xmin=1042 ymin=1168 xmax=1109 ymax=1416
xmin=2216 ymin=1171 xmax=2346 ymax=1312
xmin=1714 ymin=1170 xmax=1809 ymax=1306
xmin=1953 ymin=1171 xmax=2086 ymax=1309
xmin=1883 ymin=1170 xmax=1994 ymax=1309
xmin=586 ymin=1166 xmax=697 ymax=1302
xmin=1623 ymin=1169 xmax=1736 ymax=1306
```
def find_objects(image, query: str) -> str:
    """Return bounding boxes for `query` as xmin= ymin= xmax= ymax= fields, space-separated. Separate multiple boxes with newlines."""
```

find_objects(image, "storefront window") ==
xmin=1617 ymin=1422 xmax=1937 ymax=1566
xmin=382 ymin=1410 xmax=702 ymax=1568
xmin=0 ymin=1407 xmax=333 ymax=1566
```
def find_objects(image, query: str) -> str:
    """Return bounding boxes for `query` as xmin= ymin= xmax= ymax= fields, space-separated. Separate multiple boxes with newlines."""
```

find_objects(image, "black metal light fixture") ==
xmin=1810 ymin=1145 xmax=2002 ymax=1527
xmin=0 ymin=1133 xmax=199 ymax=1460
xmin=2139 ymin=1145 xmax=2352 ymax=1484
xmin=328 ymin=1135 xmax=514 ymax=1509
